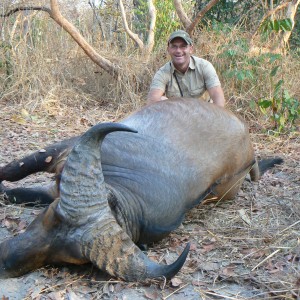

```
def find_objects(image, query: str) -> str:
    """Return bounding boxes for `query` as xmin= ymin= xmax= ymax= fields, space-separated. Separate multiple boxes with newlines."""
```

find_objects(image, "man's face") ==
xmin=167 ymin=37 xmax=193 ymax=70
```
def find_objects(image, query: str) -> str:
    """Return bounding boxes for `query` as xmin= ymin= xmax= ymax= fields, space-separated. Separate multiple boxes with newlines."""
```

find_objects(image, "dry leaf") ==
xmin=238 ymin=209 xmax=251 ymax=226
xmin=192 ymin=280 xmax=207 ymax=287
xmin=47 ymin=291 xmax=64 ymax=300
xmin=221 ymin=264 xmax=236 ymax=276
xmin=170 ymin=277 xmax=183 ymax=287
xmin=2 ymin=217 xmax=19 ymax=231
xmin=200 ymin=261 xmax=220 ymax=271
xmin=108 ymin=284 xmax=114 ymax=293
xmin=21 ymin=108 xmax=30 ymax=118
xmin=32 ymin=210 xmax=42 ymax=216
xmin=144 ymin=288 xmax=160 ymax=300
xmin=11 ymin=115 xmax=27 ymax=125
xmin=190 ymin=243 xmax=197 ymax=251
xmin=17 ymin=220 xmax=27 ymax=232
xmin=200 ymin=243 xmax=216 ymax=253
xmin=241 ymin=248 xmax=266 ymax=259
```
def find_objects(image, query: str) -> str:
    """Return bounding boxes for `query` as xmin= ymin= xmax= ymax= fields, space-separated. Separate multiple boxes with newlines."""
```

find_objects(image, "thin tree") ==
xmin=173 ymin=0 xmax=220 ymax=35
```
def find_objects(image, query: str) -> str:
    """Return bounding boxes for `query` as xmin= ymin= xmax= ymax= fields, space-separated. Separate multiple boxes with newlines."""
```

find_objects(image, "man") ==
xmin=147 ymin=30 xmax=225 ymax=107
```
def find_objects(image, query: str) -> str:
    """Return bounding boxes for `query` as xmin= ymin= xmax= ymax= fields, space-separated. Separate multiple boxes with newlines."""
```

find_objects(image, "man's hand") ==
xmin=207 ymin=86 xmax=225 ymax=107
xmin=147 ymin=89 xmax=166 ymax=105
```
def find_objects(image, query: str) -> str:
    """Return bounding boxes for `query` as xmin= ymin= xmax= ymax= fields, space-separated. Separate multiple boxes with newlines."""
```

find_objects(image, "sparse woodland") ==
xmin=0 ymin=0 xmax=299 ymax=131
xmin=0 ymin=1 xmax=299 ymax=299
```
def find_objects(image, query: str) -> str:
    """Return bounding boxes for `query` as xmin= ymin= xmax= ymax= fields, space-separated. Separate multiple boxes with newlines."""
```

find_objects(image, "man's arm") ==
xmin=207 ymin=86 xmax=225 ymax=107
xmin=147 ymin=89 xmax=167 ymax=105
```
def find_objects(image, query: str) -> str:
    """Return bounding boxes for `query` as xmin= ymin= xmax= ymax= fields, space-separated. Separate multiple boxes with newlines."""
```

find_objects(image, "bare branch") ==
xmin=88 ymin=0 xmax=106 ymax=40
xmin=1 ymin=1 xmax=120 ymax=78
xmin=186 ymin=0 xmax=220 ymax=34
xmin=145 ymin=0 xmax=156 ymax=54
xmin=118 ymin=0 xmax=144 ymax=51
xmin=0 ymin=6 xmax=51 ymax=17
xmin=173 ymin=0 xmax=192 ymax=29
xmin=49 ymin=0 xmax=119 ymax=78
xmin=173 ymin=0 xmax=220 ymax=35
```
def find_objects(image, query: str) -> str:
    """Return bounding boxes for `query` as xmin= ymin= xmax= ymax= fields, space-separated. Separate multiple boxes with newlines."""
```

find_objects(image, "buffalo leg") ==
xmin=0 ymin=137 xmax=78 ymax=205
xmin=1 ymin=181 xmax=59 ymax=206
xmin=213 ymin=169 xmax=249 ymax=200
xmin=0 ymin=136 xmax=79 ymax=182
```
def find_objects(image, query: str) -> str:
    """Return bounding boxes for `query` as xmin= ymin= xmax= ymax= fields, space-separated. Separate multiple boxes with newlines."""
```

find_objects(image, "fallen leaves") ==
xmin=238 ymin=208 xmax=252 ymax=226
xmin=170 ymin=277 xmax=183 ymax=287
xmin=144 ymin=287 xmax=160 ymax=299
xmin=200 ymin=242 xmax=217 ymax=254
xmin=221 ymin=264 xmax=236 ymax=277
xmin=241 ymin=248 xmax=267 ymax=259
xmin=1 ymin=216 xmax=27 ymax=234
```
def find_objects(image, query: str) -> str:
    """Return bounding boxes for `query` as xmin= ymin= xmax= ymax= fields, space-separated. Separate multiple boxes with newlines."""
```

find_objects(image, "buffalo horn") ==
xmin=58 ymin=122 xmax=189 ymax=281
xmin=58 ymin=122 xmax=136 ymax=225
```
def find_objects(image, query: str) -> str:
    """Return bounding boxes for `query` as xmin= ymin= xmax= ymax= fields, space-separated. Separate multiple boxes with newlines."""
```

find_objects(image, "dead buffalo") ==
xmin=0 ymin=98 xmax=282 ymax=281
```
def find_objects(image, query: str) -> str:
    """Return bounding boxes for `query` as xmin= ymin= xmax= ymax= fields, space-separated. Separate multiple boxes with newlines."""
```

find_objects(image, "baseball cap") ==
xmin=168 ymin=30 xmax=193 ymax=45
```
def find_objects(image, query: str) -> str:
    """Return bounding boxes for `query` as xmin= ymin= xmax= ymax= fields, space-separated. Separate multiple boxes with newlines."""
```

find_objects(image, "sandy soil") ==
xmin=0 ymin=103 xmax=299 ymax=299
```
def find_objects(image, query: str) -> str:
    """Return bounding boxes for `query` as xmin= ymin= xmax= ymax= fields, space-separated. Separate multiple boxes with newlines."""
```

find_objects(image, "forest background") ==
xmin=0 ymin=0 xmax=299 ymax=134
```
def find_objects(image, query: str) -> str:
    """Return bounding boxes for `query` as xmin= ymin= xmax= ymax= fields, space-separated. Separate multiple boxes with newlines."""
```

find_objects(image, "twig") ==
xmin=251 ymin=249 xmax=281 ymax=271
xmin=249 ymin=288 xmax=300 ymax=298
xmin=279 ymin=219 xmax=300 ymax=234
xmin=0 ymin=6 xmax=51 ymax=17
xmin=163 ymin=283 xmax=189 ymax=300
xmin=24 ymin=274 xmax=86 ymax=299
xmin=198 ymin=289 xmax=243 ymax=300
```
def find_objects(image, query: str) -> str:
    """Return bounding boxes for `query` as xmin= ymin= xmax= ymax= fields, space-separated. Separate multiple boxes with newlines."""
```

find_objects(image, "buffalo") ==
xmin=0 ymin=98 xmax=282 ymax=281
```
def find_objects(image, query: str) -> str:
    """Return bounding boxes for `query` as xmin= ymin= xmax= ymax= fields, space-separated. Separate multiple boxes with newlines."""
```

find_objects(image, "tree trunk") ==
xmin=173 ymin=0 xmax=220 ymax=35
xmin=118 ymin=0 xmax=156 ymax=61
xmin=49 ymin=0 xmax=119 ymax=78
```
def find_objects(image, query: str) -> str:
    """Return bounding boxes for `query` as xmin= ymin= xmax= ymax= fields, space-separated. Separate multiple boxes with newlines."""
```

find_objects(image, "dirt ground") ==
xmin=0 ymin=102 xmax=299 ymax=300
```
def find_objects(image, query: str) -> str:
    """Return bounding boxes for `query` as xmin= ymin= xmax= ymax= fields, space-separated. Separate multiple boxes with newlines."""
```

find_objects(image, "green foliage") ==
xmin=216 ymin=28 xmax=299 ymax=134
xmin=219 ymin=32 xmax=258 ymax=93
xmin=195 ymin=0 xmax=263 ymax=27
xmin=133 ymin=0 xmax=186 ymax=47
xmin=257 ymin=55 xmax=300 ymax=133
xmin=133 ymin=0 xmax=149 ymax=40
xmin=260 ymin=18 xmax=293 ymax=33
xmin=30 ymin=18 xmax=47 ymax=47
xmin=154 ymin=0 xmax=181 ymax=45
xmin=195 ymin=1 xmax=299 ymax=52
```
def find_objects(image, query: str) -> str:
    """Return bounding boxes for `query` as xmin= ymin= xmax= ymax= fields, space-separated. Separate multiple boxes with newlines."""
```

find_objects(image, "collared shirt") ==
xmin=149 ymin=56 xmax=221 ymax=100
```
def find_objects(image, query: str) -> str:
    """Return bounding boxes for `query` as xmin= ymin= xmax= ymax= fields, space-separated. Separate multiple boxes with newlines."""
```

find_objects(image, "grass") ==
xmin=1 ymin=15 xmax=299 ymax=134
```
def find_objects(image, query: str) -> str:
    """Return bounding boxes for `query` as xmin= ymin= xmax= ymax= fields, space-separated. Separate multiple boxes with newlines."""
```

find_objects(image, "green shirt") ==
xmin=149 ymin=56 xmax=221 ymax=100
